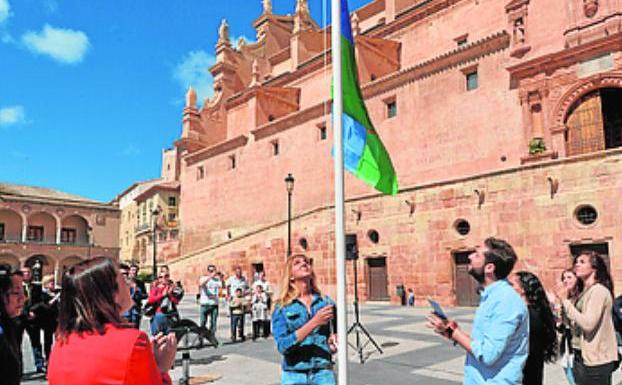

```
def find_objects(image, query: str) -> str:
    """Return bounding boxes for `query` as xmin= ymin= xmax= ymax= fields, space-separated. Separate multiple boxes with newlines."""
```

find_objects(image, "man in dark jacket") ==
xmin=22 ymin=266 xmax=45 ymax=373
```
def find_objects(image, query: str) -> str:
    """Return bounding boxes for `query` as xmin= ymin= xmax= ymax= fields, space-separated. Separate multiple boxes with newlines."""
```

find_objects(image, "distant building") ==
xmin=0 ymin=183 xmax=120 ymax=281
xmin=167 ymin=0 xmax=622 ymax=305
xmin=114 ymin=148 xmax=180 ymax=268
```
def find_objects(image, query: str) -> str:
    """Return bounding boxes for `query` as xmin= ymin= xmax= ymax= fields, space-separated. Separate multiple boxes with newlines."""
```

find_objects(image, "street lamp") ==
xmin=284 ymin=173 xmax=295 ymax=257
xmin=151 ymin=206 xmax=161 ymax=279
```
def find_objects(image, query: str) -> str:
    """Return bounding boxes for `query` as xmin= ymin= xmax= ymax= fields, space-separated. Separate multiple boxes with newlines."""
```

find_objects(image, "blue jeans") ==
xmin=564 ymin=365 xmax=575 ymax=385
xmin=281 ymin=369 xmax=335 ymax=385
xmin=230 ymin=314 xmax=244 ymax=340
xmin=150 ymin=312 xmax=172 ymax=336
xmin=199 ymin=304 xmax=218 ymax=334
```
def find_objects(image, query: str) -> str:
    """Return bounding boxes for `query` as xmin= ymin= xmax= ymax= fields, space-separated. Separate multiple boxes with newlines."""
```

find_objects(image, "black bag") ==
xmin=142 ymin=302 xmax=157 ymax=317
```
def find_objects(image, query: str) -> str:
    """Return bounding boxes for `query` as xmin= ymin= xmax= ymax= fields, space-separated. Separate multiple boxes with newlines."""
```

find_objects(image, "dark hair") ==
xmin=119 ymin=263 xmax=130 ymax=271
xmin=483 ymin=237 xmax=517 ymax=280
xmin=515 ymin=271 xmax=558 ymax=362
xmin=561 ymin=268 xmax=583 ymax=297
xmin=574 ymin=251 xmax=614 ymax=295
xmin=130 ymin=264 xmax=139 ymax=270
xmin=57 ymin=257 xmax=127 ymax=340
xmin=0 ymin=264 xmax=14 ymax=319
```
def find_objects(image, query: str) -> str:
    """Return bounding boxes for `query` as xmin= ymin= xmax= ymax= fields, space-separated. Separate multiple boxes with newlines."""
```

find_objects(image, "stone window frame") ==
xmin=60 ymin=228 xmax=77 ymax=244
xmin=461 ymin=64 xmax=479 ymax=91
xmin=383 ymin=95 xmax=397 ymax=119
xmin=454 ymin=33 xmax=468 ymax=47
xmin=27 ymin=225 xmax=44 ymax=242
xmin=573 ymin=204 xmax=599 ymax=229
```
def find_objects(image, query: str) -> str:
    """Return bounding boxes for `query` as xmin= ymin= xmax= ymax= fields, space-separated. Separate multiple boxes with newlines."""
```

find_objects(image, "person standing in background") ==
xmin=198 ymin=265 xmax=222 ymax=336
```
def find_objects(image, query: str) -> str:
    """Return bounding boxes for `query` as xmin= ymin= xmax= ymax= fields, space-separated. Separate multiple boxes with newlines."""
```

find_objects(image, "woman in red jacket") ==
xmin=48 ymin=257 xmax=177 ymax=385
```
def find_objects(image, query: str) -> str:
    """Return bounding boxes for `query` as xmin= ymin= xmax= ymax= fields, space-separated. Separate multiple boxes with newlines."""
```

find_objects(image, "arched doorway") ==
xmin=25 ymin=255 xmax=54 ymax=282
xmin=0 ymin=254 xmax=20 ymax=270
xmin=0 ymin=209 xmax=24 ymax=242
xmin=27 ymin=212 xmax=57 ymax=244
xmin=565 ymin=87 xmax=622 ymax=156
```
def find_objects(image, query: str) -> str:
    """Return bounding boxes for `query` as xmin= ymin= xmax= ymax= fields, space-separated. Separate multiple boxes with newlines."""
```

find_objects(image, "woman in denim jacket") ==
xmin=272 ymin=254 xmax=337 ymax=385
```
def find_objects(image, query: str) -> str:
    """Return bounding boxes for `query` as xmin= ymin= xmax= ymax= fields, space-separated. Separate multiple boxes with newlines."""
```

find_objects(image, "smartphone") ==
xmin=427 ymin=297 xmax=447 ymax=320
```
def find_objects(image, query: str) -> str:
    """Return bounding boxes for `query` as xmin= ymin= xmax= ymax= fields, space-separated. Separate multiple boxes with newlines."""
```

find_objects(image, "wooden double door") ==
xmin=454 ymin=251 xmax=480 ymax=307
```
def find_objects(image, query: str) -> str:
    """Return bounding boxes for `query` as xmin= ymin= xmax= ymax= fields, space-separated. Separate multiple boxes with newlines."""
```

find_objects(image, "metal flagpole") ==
xmin=331 ymin=0 xmax=348 ymax=384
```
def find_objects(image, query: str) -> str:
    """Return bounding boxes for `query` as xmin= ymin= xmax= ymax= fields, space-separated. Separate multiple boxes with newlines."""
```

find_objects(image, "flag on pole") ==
xmin=337 ymin=0 xmax=398 ymax=195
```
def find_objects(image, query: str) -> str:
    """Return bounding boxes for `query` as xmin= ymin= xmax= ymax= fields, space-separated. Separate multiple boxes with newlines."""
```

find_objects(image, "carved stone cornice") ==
xmin=184 ymin=135 xmax=249 ymax=165
xmin=507 ymin=31 xmax=622 ymax=80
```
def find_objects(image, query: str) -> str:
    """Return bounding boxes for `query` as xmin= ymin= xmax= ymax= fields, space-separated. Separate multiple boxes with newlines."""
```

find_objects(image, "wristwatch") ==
xmin=444 ymin=321 xmax=458 ymax=339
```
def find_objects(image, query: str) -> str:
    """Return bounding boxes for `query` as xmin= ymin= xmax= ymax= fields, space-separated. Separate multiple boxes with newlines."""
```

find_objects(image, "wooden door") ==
xmin=367 ymin=257 xmax=389 ymax=301
xmin=454 ymin=251 xmax=480 ymax=307
xmin=566 ymin=91 xmax=605 ymax=156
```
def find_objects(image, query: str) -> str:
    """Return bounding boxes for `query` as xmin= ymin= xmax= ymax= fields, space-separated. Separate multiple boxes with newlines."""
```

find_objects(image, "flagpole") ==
xmin=331 ymin=0 xmax=348 ymax=384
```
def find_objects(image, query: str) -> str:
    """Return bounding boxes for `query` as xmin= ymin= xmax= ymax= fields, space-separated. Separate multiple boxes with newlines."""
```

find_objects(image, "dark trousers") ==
xmin=199 ymin=304 xmax=219 ymax=334
xmin=252 ymin=320 xmax=270 ymax=339
xmin=26 ymin=324 xmax=44 ymax=369
xmin=573 ymin=353 xmax=616 ymax=385
xmin=230 ymin=313 xmax=245 ymax=340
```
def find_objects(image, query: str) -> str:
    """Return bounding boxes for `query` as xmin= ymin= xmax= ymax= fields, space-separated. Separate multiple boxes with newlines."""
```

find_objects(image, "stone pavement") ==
xmin=21 ymin=299 xmax=622 ymax=385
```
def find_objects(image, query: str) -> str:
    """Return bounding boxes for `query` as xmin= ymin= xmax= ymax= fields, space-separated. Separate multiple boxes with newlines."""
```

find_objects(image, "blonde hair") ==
xmin=275 ymin=254 xmax=322 ymax=307
xmin=42 ymin=274 xmax=54 ymax=287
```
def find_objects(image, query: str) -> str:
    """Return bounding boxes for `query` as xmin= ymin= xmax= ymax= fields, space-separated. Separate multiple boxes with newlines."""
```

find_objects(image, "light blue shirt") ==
xmin=464 ymin=279 xmax=529 ymax=385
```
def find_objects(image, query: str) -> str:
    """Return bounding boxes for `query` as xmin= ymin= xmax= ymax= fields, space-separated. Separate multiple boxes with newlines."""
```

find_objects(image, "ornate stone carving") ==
xmin=217 ymin=19 xmax=230 ymax=47
xmin=262 ymin=0 xmax=272 ymax=15
xmin=295 ymin=0 xmax=310 ymax=17
xmin=583 ymin=0 xmax=598 ymax=18
xmin=505 ymin=0 xmax=531 ymax=58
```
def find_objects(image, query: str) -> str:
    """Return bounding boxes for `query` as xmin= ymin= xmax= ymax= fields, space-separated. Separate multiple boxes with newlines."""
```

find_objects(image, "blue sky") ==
xmin=0 ymin=0 xmax=372 ymax=202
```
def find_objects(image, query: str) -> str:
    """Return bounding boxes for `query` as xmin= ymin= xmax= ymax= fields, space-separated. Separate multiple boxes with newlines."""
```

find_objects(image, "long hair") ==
xmin=276 ymin=254 xmax=322 ymax=308
xmin=516 ymin=271 xmax=558 ymax=363
xmin=575 ymin=251 xmax=614 ymax=295
xmin=0 ymin=263 xmax=15 ymax=321
xmin=560 ymin=268 xmax=583 ymax=299
xmin=57 ymin=257 xmax=127 ymax=341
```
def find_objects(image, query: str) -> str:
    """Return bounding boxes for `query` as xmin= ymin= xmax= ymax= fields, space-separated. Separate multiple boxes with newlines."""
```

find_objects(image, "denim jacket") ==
xmin=272 ymin=294 xmax=335 ymax=371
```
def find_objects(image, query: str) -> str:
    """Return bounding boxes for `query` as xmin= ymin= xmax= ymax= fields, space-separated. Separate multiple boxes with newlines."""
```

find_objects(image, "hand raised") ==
xmin=152 ymin=332 xmax=177 ymax=372
xmin=311 ymin=305 xmax=334 ymax=327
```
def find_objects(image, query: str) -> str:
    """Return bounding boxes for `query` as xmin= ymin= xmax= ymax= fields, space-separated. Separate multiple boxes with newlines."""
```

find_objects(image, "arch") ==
xmin=59 ymin=255 xmax=84 ymax=276
xmin=61 ymin=214 xmax=90 ymax=245
xmin=551 ymin=74 xmax=622 ymax=129
xmin=25 ymin=254 xmax=55 ymax=280
xmin=0 ymin=253 xmax=20 ymax=270
xmin=27 ymin=212 xmax=58 ymax=243
xmin=0 ymin=208 xmax=24 ymax=242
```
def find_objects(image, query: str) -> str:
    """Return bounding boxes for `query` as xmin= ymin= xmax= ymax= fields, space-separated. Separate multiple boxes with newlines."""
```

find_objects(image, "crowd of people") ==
xmin=1 ymin=237 xmax=621 ymax=385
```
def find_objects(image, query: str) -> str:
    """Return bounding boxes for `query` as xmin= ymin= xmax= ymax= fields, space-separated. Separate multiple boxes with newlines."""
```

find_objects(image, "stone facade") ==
xmin=165 ymin=0 xmax=622 ymax=305
xmin=0 ymin=183 xmax=120 ymax=281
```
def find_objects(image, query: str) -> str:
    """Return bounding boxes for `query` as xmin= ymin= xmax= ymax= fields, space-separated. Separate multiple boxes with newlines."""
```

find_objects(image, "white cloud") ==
xmin=0 ymin=105 xmax=25 ymax=127
xmin=0 ymin=0 xmax=11 ymax=25
xmin=22 ymin=24 xmax=90 ymax=64
xmin=173 ymin=50 xmax=216 ymax=104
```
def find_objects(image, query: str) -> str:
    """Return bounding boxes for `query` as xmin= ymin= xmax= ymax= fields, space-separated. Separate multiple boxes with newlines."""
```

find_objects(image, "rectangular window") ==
xmin=168 ymin=196 xmax=176 ymax=207
xmin=0 ymin=223 xmax=4 ymax=241
xmin=168 ymin=212 xmax=176 ymax=222
xmin=466 ymin=71 xmax=478 ymax=91
xmin=158 ymin=231 xmax=167 ymax=241
xmin=454 ymin=33 xmax=468 ymax=47
xmin=271 ymin=140 xmax=280 ymax=156
xmin=170 ymin=230 xmax=179 ymax=240
xmin=386 ymin=101 xmax=397 ymax=118
xmin=197 ymin=166 xmax=205 ymax=180
xmin=27 ymin=226 xmax=44 ymax=242
xmin=229 ymin=154 xmax=236 ymax=169
xmin=318 ymin=125 xmax=327 ymax=141
xmin=61 ymin=228 xmax=77 ymax=244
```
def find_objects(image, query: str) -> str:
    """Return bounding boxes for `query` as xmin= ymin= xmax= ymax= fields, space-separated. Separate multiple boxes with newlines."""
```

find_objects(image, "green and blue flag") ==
xmin=336 ymin=0 xmax=398 ymax=195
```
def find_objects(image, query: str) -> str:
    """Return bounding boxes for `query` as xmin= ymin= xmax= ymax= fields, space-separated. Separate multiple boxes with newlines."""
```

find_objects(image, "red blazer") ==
xmin=148 ymin=283 xmax=180 ymax=313
xmin=48 ymin=324 xmax=172 ymax=385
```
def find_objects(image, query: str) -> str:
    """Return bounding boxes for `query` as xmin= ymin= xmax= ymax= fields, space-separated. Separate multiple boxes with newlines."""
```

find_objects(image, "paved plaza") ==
xmin=22 ymin=299 xmax=622 ymax=385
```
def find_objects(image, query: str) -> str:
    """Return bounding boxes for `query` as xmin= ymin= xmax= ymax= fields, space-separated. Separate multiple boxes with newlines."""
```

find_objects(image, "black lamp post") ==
xmin=284 ymin=173 xmax=295 ymax=256
xmin=151 ymin=206 xmax=161 ymax=279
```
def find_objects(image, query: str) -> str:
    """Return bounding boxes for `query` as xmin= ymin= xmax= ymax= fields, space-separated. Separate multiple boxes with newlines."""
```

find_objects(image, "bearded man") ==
xmin=427 ymin=237 xmax=529 ymax=385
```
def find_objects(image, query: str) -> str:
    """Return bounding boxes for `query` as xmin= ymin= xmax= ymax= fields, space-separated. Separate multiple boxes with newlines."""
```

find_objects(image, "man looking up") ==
xmin=427 ymin=237 xmax=529 ymax=385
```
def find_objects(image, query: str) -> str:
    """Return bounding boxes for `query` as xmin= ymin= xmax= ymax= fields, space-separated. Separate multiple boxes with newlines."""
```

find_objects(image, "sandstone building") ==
xmin=166 ymin=0 xmax=622 ymax=305
xmin=115 ymin=148 xmax=181 ymax=267
xmin=0 ymin=183 xmax=120 ymax=281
